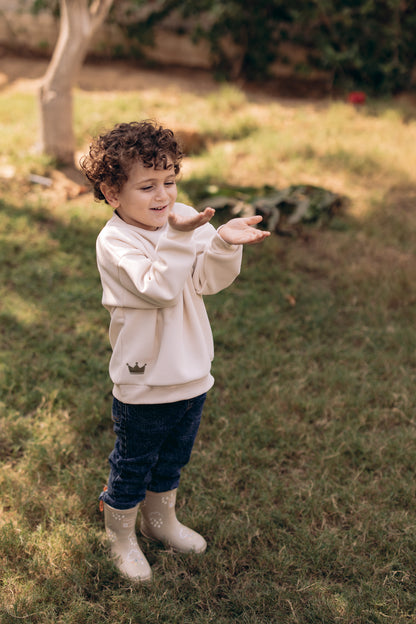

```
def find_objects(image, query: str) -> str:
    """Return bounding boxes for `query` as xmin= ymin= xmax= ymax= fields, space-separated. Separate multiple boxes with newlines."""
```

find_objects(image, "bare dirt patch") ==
xmin=0 ymin=46 xmax=333 ymax=101
xmin=0 ymin=49 xmax=221 ymax=95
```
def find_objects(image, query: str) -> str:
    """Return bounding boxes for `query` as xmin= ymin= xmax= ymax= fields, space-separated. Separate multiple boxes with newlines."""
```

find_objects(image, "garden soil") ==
xmin=0 ymin=48 xmax=332 ymax=100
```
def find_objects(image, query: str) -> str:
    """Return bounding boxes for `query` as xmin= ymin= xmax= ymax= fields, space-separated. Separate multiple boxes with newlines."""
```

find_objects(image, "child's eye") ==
xmin=141 ymin=185 xmax=153 ymax=191
xmin=165 ymin=181 xmax=175 ymax=186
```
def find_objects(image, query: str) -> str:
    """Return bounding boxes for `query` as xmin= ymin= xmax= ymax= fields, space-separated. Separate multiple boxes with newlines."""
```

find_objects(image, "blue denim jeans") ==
xmin=100 ymin=393 xmax=206 ymax=510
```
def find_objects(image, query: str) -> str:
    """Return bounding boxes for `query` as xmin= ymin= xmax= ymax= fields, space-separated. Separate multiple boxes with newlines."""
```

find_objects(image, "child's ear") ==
xmin=100 ymin=183 xmax=120 ymax=208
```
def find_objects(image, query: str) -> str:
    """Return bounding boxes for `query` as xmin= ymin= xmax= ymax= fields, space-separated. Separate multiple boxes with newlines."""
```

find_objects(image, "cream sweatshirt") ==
xmin=96 ymin=202 xmax=243 ymax=404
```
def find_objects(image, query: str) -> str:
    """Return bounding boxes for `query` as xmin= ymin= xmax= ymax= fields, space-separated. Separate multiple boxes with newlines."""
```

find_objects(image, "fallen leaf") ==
xmin=285 ymin=294 xmax=296 ymax=306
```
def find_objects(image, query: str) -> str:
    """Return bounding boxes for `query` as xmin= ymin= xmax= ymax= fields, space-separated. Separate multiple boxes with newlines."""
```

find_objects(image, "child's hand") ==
xmin=218 ymin=216 xmax=271 ymax=245
xmin=169 ymin=207 xmax=215 ymax=231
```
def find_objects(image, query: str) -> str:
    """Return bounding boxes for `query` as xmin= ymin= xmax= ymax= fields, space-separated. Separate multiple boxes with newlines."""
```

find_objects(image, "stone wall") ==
xmin=0 ymin=3 xmax=329 ymax=85
xmin=0 ymin=4 xmax=213 ymax=69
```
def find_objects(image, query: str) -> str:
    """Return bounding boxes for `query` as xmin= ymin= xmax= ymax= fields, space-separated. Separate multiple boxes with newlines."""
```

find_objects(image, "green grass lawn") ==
xmin=1 ymin=71 xmax=416 ymax=623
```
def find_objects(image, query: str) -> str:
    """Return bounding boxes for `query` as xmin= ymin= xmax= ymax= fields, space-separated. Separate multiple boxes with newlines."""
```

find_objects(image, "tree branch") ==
xmin=89 ymin=0 xmax=114 ymax=32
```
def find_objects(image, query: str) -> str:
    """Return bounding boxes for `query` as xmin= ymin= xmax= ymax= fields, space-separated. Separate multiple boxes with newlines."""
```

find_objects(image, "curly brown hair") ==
xmin=80 ymin=120 xmax=183 ymax=203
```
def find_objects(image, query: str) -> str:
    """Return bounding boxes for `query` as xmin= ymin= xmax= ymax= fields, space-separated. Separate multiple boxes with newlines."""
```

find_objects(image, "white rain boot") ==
xmin=140 ymin=489 xmax=207 ymax=554
xmin=103 ymin=502 xmax=152 ymax=581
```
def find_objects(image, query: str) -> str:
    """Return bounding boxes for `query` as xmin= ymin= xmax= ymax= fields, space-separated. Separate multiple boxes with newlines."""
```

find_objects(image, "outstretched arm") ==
xmin=218 ymin=215 xmax=271 ymax=245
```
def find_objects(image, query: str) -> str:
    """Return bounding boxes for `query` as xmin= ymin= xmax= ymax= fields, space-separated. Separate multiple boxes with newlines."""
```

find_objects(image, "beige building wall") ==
xmin=0 ymin=3 xmax=213 ymax=70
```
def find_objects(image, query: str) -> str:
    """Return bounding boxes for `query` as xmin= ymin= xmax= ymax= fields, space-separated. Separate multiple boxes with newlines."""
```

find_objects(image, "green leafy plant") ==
xmin=298 ymin=0 xmax=416 ymax=93
xmin=24 ymin=0 xmax=416 ymax=92
xmin=116 ymin=0 xmax=416 ymax=92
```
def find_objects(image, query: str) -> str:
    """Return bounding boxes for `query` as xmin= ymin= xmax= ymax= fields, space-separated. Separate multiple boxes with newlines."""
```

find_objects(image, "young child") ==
xmin=80 ymin=120 xmax=270 ymax=582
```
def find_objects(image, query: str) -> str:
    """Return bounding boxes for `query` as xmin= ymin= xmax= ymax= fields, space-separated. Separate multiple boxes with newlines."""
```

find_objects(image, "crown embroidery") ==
xmin=127 ymin=362 xmax=147 ymax=374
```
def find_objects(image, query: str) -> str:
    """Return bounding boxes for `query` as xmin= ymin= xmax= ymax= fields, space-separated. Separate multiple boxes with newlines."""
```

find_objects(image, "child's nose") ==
xmin=155 ymin=184 xmax=168 ymax=201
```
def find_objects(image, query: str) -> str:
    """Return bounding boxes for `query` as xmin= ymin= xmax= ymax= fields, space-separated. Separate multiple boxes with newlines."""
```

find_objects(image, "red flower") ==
xmin=347 ymin=91 xmax=366 ymax=105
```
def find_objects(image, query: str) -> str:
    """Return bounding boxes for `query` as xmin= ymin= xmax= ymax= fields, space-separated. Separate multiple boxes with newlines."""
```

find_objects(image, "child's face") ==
xmin=102 ymin=159 xmax=177 ymax=230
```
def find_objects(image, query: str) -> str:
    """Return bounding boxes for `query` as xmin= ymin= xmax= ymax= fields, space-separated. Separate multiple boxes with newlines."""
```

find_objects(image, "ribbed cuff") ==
xmin=213 ymin=227 xmax=240 ymax=251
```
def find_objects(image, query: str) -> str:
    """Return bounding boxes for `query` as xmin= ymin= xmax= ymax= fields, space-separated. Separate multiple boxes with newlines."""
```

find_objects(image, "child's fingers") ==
xmin=191 ymin=210 xmax=215 ymax=229
xmin=199 ymin=207 xmax=215 ymax=222
xmin=169 ymin=207 xmax=215 ymax=231
xmin=244 ymin=229 xmax=271 ymax=243
xmin=243 ymin=215 xmax=263 ymax=225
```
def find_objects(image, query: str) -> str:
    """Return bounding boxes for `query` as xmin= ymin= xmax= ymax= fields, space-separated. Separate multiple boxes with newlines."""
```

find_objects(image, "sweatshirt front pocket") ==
xmin=108 ymin=308 xmax=158 ymax=385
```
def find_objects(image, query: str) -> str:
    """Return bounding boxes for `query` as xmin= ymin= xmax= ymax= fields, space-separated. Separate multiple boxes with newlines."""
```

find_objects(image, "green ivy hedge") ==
xmin=32 ymin=0 xmax=416 ymax=94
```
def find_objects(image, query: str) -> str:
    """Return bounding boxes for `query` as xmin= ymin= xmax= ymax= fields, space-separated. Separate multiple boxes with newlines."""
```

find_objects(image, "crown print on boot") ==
xmin=127 ymin=362 xmax=147 ymax=374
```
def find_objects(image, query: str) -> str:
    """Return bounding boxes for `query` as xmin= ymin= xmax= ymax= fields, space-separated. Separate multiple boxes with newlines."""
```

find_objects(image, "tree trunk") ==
xmin=38 ymin=0 xmax=113 ymax=165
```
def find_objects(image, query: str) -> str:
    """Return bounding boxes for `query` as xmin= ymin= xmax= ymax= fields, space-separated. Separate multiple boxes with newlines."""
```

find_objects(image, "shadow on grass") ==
xmin=0 ymin=197 xmax=111 ymax=453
